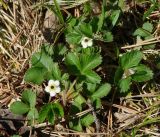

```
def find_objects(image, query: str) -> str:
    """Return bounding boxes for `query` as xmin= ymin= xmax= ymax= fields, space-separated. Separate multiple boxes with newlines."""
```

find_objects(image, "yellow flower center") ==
xmin=50 ymin=85 xmax=55 ymax=89
xmin=84 ymin=38 xmax=89 ymax=42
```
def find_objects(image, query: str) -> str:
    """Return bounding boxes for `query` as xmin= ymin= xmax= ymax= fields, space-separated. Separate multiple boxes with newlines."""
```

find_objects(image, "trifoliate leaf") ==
xmin=10 ymin=101 xmax=30 ymax=115
xmin=119 ymin=77 xmax=132 ymax=93
xmin=91 ymin=83 xmax=111 ymax=100
xmin=24 ymin=67 xmax=47 ymax=85
xmin=22 ymin=90 xmax=36 ymax=108
xmin=120 ymin=50 xmax=143 ymax=69
xmin=132 ymin=65 xmax=153 ymax=82
xmin=80 ymin=53 xmax=102 ymax=72
xmin=81 ymin=114 xmax=94 ymax=127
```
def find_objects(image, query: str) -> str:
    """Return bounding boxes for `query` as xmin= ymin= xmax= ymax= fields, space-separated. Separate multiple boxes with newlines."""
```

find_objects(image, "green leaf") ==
xmin=22 ymin=90 xmax=36 ymax=107
xmin=91 ymin=83 xmax=111 ymax=100
xmin=132 ymin=65 xmax=153 ymax=82
xmin=80 ymin=53 xmax=102 ymax=72
xmin=79 ymin=22 xmax=92 ymax=37
xmin=38 ymin=104 xmax=50 ymax=123
xmin=90 ymin=17 xmax=99 ymax=33
xmin=143 ymin=35 xmax=155 ymax=49
xmin=74 ymin=94 xmax=86 ymax=105
xmin=27 ymin=108 xmax=39 ymax=120
xmin=24 ymin=67 xmax=47 ymax=84
xmin=120 ymin=50 xmax=143 ymax=69
xmin=31 ymin=52 xmax=54 ymax=72
xmin=114 ymin=67 xmax=124 ymax=84
xmin=110 ymin=9 xmax=121 ymax=28
xmin=143 ymin=4 xmax=156 ymax=20
xmin=86 ymin=83 xmax=97 ymax=94
xmin=52 ymin=63 xmax=61 ymax=80
xmin=81 ymin=114 xmax=94 ymax=127
xmin=84 ymin=70 xmax=101 ymax=84
xmin=69 ymin=119 xmax=83 ymax=131
xmin=103 ymin=31 xmax=113 ymax=42
xmin=52 ymin=102 xmax=64 ymax=117
xmin=61 ymin=73 xmax=69 ymax=81
xmin=43 ymin=44 xmax=54 ymax=56
xmin=48 ymin=107 xmax=55 ymax=124
xmin=133 ymin=28 xmax=151 ymax=37
xmin=66 ymin=31 xmax=82 ymax=45
xmin=97 ymin=0 xmax=106 ymax=31
xmin=118 ymin=0 xmax=125 ymax=10
xmin=93 ymin=98 xmax=101 ymax=109
xmin=142 ymin=22 xmax=153 ymax=33
xmin=11 ymin=135 xmax=21 ymax=137
xmin=10 ymin=101 xmax=30 ymax=115
xmin=119 ymin=77 xmax=132 ymax=93
xmin=54 ymin=43 xmax=68 ymax=56
xmin=70 ymin=102 xmax=82 ymax=115
xmin=53 ymin=0 xmax=64 ymax=24
xmin=65 ymin=52 xmax=81 ymax=74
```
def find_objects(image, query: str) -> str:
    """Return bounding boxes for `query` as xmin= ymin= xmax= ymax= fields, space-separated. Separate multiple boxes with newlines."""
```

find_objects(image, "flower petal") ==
xmin=88 ymin=39 xmax=93 ymax=47
xmin=45 ymin=86 xmax=50 ymax=93
xmin=50 ymin=92 xmax=56 ymax=97
xmin=54 ymin=80 xmax=60 ymax=86
xmin=55 ymin=87 xmax=61 ymax=93
xmin=82 ymin=44 xmax=88 ymax=48
xmin=48 ymin=80 xmax=55 ymax=86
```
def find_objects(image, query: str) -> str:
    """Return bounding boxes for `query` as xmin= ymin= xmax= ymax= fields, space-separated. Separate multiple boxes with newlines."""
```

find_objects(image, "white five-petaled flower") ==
xmin=45 ymin=80 xmax=61 ymax=97
xmin=81 ymin=37 xmax=93 ymax=48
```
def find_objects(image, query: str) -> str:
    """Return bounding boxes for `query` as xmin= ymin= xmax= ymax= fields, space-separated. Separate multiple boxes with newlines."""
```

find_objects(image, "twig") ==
xmin=121 ymin=36 xmax=160 ymax=49
xmin=66 ymin=78 xmax=77 ymax=98
xmin=42 ymin=131 xmax=109 ymax=136
xmin=107 ymin=89 xmax=116 ymax=134
xmin=0 ymin=117 xmax=27 ymax=121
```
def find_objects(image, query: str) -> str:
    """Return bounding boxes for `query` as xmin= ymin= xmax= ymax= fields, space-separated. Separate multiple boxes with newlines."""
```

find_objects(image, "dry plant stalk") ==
xmin=0 ymin=0 xmax=44 ymax=106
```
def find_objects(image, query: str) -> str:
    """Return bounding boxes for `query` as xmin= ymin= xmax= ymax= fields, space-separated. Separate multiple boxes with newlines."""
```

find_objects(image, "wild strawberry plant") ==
xmin=10 ymin=0 xmax=155 ymax=132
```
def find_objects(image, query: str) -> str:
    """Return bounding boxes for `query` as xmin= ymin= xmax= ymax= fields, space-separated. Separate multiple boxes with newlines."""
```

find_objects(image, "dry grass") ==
xmin=0 ymin=0 xmax=44 ymax=107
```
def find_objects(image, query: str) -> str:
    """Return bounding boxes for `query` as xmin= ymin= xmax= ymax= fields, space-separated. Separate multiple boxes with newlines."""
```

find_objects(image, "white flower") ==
xmin=45 ymin=80 xmax=61 ymax=97
xmin=81 ymin=37 xmax=93 ymax=48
